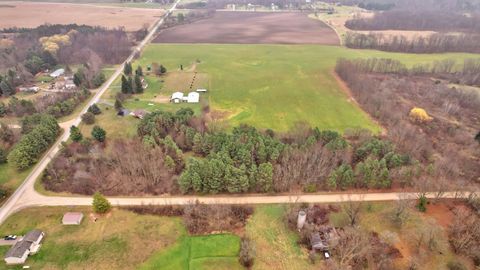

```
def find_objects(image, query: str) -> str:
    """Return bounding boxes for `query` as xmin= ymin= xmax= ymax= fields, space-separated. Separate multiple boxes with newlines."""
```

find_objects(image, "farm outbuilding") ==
xmin=50 ymin=68 xmax=65 ymax=78
xmin=196 ymin=88 xmax=207 ymax=93
xmin=186 ymin=92 xmax=200 ymax=103
xmin=62 ymin=212 xmax=84 ymax=225
xmin=171 ymin=92 xmax=184 ymax=103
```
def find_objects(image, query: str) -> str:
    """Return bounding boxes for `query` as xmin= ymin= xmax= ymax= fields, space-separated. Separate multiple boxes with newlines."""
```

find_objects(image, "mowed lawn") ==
xmin=140 ymin=234 xmax=243 ymax=270
xmin=137 ymin=44 xmax=480 ymax=132
xmin=0 ymin=207 xmax=185 ymax=270
xmin=0 ymin=207 xmax=243 ymax=270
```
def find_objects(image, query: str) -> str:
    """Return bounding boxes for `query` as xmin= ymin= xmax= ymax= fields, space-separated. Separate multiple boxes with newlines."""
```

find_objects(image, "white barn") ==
xmin=171 ymin=92 xmax=184 ymax=103
xmin=186 ymin=92 xmax=200 ymax=103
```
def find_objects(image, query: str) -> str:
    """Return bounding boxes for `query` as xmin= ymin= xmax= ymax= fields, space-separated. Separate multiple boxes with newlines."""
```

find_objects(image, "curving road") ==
xmin=0 ymin=0 xmax=181 ymax=225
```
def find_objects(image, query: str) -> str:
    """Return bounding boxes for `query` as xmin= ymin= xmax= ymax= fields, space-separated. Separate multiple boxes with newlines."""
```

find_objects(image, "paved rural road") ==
xmin=0 ymin=0 xmax=181 ymax=225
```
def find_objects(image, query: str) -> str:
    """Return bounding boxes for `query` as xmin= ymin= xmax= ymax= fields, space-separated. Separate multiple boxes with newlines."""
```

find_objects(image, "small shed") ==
xmin=196 ymin=88 xmax=207 ymax=93
xmin=62 ymin=212 xmax=84 ymax=225
xmin=186 ymin=92 xmax=200 ymax=103
xmin=50 ymin=68 xmax=65 ymax=78
xmin=171 ymin=92 xmax=184 ymax=103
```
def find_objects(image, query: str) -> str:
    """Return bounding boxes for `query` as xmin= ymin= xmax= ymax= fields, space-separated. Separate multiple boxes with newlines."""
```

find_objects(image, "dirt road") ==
xmin=12 ymin=188 xmax=475 ymax=213
xmin=0 ymin=0 xmax=182 ymax=225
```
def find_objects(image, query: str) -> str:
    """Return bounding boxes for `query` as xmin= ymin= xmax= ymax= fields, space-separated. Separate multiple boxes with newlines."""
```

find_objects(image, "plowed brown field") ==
xmin=154 ymin=11 xmax=340 ymax=44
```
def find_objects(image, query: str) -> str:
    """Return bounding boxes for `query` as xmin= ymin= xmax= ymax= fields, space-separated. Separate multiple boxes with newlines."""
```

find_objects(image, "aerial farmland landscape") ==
xmin=0 ymin=0 xmax=479 ymax=269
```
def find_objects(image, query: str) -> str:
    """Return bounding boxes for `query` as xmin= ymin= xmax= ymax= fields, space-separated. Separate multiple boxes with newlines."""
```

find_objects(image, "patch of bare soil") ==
xmin=154 ymin=11 xmax=340 ymax=45
xmin=151 ymin=95 xmax=170 ymax=103
xmin=425 ymin=202 xmax=455 ymax=228
xmin=0 ymin=1 xmax=164 ymax=31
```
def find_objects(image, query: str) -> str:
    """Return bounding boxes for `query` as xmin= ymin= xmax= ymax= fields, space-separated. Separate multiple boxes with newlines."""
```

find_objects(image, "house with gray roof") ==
xmin=4 ymin=229 xmax=44 ymax=265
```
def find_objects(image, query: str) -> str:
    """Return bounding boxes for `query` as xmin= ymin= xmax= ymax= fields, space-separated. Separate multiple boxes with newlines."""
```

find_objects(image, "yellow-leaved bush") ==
xmin=409 ymin=107 xmax=433 ymax=122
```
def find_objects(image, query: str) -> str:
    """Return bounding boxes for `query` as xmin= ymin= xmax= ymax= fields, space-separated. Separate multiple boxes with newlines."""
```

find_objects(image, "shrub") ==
xmin=92 ymin=192 xmax=111 ymax=213
xmin=239 ymin=237 xmax=255 ymax=267
xmin=81 ymin=112 xmax=95 ymax=125
xmin=87 ymin=104 xmax=102 ymax=115
xmin=447 ymin=260 xmax=467 ymax=270
xmin=409 ymin=107 xmax=433 ymax=123
xmin=303 ymin=183 xmax=317 ymax=193
xmin=417 ymin=195 xmax=427 ymax=212
xmin=91 ymin=126 xmax=106 ymax=142
xmin=69 ymin=125 xmax=83 ymax=142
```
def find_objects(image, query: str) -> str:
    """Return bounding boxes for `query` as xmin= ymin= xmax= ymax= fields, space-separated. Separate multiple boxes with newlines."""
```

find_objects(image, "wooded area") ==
xmin=336 ymin=58 xmax=480 ymax=190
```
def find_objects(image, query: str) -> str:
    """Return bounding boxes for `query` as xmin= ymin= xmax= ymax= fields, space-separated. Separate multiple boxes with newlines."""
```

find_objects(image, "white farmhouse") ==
xmin=4 ymin=230 xmax=45 ymax=265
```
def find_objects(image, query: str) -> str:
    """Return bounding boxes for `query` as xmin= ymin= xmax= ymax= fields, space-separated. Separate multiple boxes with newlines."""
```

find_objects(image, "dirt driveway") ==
xmin=154 ymin=11 xmax=340 ymax=45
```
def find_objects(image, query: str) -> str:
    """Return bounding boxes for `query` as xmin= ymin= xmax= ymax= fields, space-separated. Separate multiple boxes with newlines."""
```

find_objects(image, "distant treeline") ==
xmin=345 ymin=10 xmax=480 ymax=32
xmin=345 ymin=32 xmax=480 ymax=54
xmin=336 ymin=57 xmax=480 ymax=86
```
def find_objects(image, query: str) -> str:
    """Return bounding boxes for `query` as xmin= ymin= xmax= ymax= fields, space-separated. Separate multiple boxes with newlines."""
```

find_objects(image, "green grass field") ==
xmin=136 ymin=44 xmax=480 ymax=132
xmin=246 ymin=205 xmax=316 ymax=270
xmin=140 ymin=234 xmax=242 ymax=270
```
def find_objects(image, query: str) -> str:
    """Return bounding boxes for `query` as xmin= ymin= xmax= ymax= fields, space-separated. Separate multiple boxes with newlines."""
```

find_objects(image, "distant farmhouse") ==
xmin=4 ymin=229 xmax=45 ymax=265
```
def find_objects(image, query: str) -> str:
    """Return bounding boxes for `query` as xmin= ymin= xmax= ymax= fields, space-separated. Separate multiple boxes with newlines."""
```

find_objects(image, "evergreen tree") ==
xmin=114 ymin=99 xmax=123 ymax=111
xmin=121 ymin=75 xmax=130 ymax=94
xmin=135 ymin=66 xmax=143 ymax=76
xmin=134 ymin=74 xmax=143 ymax=93
xmin=192 ymin=133 xmax=203 ymax=154
xmin=160 ymin=65 xmax=167 ymax=74
xmin=92 ymin=192 xmax=111 ymax=213
xmin=73 ymin=69 xmax=86 ymax=87
xmin=91 ymin=126 xmax=106 ymax=142
xmin=0 ymin=80 xmax=14 ymax=96
xmin=257 ymin=162 xmax=273 ymax=192
xmin=69 ymin=125 xmax=83 ymax=142
xmin=124 ymin=62 xmax=132 ymax=75
xmin=87 ymin=104 xmax=102 ymax=115
xmin=127 ymin=77 xmax=134 ymax=94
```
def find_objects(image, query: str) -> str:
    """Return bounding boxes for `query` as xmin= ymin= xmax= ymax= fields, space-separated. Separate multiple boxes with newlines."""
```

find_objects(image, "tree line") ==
xmin=8 ymin=114 xmax=60 ymax=170
xmin=345 ymin=32 xmax=480 ymax=54
xmin=345 ymin=10 xmax=480 ymax=32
